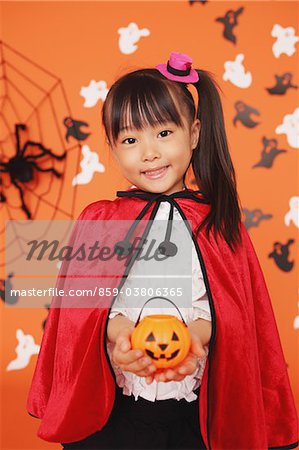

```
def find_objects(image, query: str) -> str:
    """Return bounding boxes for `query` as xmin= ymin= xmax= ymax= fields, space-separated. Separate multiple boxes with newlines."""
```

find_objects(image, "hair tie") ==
xmin=155 ymin=52 xmax=199 ymax=84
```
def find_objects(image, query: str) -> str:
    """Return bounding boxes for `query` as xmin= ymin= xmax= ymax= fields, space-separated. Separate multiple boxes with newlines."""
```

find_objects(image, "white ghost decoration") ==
xmin=223 ymin=54 xmax=252 ymax=88
xmin=80 ymin=80 xmax=109 ymax=108
xmin=272 ymin=24 xmax=299 ymax=58
xmin=6 ymin=329 xmax=40 ymax=371
xmin=276 ymin=108 xmax=299 ymax=148
xmin=72 ymin=145 xmax=105 ymax=186
xmin=118 ymin=22 xmax=150 ymax=55
xmin=285 ymin=197 xmax=299 ymax=229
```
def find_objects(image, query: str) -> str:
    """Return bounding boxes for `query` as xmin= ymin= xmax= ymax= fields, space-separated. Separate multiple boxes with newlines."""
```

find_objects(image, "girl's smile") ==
xmin=141 ymin=164 xmax=170 ymax=180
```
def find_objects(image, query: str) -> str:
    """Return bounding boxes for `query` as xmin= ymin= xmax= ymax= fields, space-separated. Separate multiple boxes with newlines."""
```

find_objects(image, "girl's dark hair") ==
xmin=101 ymin=68 xmax=243 ymax=253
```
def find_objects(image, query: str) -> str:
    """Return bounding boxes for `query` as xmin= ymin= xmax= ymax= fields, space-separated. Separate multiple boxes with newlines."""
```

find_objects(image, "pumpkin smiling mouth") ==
xmin=145 ymin=349 xmax=180 ymax=361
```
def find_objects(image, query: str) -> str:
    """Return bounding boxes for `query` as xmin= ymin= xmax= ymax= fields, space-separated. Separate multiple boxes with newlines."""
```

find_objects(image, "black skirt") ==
xmin=61 ymin=386 xmax=205 ymax=450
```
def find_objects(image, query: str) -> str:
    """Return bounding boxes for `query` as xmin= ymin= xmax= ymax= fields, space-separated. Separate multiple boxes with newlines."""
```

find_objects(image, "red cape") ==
xmin=27 ymin=188 xmax=298 ymax=449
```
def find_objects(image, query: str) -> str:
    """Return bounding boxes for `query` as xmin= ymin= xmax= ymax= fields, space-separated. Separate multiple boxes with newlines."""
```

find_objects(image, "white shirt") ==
xmin=107 ymin=201 xmax=211 ymax=402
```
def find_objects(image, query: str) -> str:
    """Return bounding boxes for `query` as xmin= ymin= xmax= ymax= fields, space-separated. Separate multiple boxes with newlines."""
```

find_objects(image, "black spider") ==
xmin=0 ymin=124 xmax=66 ymax=219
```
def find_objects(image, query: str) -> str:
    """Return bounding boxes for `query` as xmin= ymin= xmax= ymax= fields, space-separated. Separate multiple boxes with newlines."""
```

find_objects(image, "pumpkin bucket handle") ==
xmin=135 ymin=296 xmax=187 ymax=327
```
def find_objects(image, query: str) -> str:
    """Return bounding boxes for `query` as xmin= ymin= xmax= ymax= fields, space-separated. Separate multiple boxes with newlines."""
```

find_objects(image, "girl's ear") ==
xmin=191 ymin=119 xmax=201 ymax=150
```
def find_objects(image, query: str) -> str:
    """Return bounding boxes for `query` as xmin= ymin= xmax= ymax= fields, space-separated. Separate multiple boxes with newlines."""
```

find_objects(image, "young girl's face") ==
xmin=110 ymin=112 xmax=200 ymax=195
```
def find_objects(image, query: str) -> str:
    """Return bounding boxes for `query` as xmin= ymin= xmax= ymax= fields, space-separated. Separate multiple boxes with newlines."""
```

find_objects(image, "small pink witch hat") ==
xmin=155 ymin=52 xmax=199 ymax=83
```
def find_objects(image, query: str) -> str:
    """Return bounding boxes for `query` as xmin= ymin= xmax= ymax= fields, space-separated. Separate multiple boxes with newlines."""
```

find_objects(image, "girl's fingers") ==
xmin=173 ymin=354 xmax=197 ymax=374
xmin=119 ymin=340 xmax=130 ymax=352
xmin=152 ymin=352 xmax=199 ymax=382
xmin=113 ymin=328 xmax=143 ymax=366
xmin=190 ymin=333 xmax=207 ymax=359
xmin=145 ymin=375 xmax=154 ymax=384
xmin=154 ymin=372 xmax=167 ymax=382
xmin=113 ymin=343 xmax=156 ymax=375
xmin=177 ymin=362 xmax=195 ymax=375
xmin=113 ymin=348 xmax=143 ymax=366
xmin=115 ymin=329 xmax=133 ymax=353
xmin=125 ymin=355 xmax=156 ymax=375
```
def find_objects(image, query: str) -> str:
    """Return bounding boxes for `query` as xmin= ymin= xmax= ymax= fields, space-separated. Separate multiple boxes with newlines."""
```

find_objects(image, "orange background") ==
xmin=0 ymin=1 xmax=298 ymax=449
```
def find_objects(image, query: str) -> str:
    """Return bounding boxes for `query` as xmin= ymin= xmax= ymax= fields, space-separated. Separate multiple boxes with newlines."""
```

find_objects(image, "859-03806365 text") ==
xmin=8 ymin=287 xmax=184 ymax=298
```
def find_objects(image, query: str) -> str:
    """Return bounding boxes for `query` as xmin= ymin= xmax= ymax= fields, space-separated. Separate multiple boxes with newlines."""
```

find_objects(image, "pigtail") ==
xmin=191 ymin=69 xmax=243 ymax=253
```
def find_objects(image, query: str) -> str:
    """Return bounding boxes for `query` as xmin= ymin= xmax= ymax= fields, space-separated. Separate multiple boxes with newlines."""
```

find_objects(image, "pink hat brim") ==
xmin=155 ymin=63 xmax=199 ymax=83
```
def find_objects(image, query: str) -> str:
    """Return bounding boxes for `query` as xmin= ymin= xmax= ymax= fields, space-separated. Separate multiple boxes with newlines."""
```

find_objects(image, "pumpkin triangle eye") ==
xmin=172 ymin=332 xmax=179 ymax=341
xmin=146 ymin=332 xmax=155 ymax=342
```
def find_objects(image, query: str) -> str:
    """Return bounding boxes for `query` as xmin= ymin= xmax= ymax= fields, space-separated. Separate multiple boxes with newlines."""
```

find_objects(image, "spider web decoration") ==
xmin=0 ymin=40 xmax=82 ymax=267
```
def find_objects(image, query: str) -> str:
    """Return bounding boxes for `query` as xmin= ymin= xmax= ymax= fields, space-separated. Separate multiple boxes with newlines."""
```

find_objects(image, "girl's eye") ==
xmin=122 ymin=138 xmax=136 ymax=145
xmin=159 ymin=130 xmax=172 ymax=138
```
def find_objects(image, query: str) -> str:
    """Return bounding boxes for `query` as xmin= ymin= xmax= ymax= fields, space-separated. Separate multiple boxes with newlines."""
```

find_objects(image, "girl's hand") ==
xmin=144 ymin=327 xmax=207 ymax=384
xmin=111 ymin=326 xmax=157 ymax=378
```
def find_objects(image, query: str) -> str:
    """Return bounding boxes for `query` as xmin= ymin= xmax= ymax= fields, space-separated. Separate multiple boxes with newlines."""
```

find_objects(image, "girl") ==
xmin=27 ymin=52 xmax=298 ymax=450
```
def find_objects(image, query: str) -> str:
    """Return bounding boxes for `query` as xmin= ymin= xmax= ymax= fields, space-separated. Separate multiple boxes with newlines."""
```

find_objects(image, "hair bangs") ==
xmin=106 ymin=73 xmax=185 ymax=146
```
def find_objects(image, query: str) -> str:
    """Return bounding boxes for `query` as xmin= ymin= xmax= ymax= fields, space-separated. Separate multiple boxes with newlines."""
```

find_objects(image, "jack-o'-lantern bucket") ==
xmin=131 ymin=297 xmax=191 ymax=369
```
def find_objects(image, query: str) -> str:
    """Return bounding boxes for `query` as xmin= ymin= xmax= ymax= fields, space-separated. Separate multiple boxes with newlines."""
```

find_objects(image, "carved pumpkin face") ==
xmin=131 ymin=315 xmax=191 ymax=369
